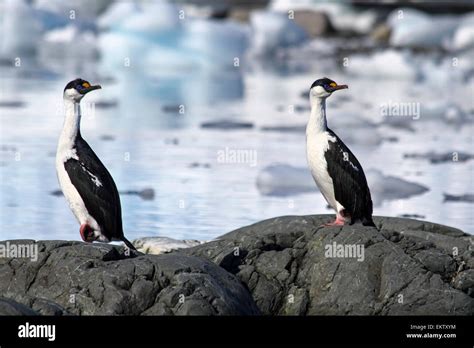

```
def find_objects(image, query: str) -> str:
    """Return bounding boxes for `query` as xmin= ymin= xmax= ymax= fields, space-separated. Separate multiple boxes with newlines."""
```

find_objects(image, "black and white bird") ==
xmin=306 ymin=78 xmax=375 ymax=227
xmin=56 ymin=78 xmax=136 ymax=250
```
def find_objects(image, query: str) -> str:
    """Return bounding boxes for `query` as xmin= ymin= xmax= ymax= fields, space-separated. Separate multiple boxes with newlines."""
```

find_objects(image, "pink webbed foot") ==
xmin=80 ymin=224 xmax=95 ymax=242
xmin=320 ymin=215 xmax=346 ymax=227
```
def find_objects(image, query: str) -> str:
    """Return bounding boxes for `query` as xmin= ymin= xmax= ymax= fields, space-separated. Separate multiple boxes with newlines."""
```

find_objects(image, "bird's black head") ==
xmin=310 ymin=77 xmax=348 ymax=98
xmin=63 ymin=78 xmax=101 ymax=101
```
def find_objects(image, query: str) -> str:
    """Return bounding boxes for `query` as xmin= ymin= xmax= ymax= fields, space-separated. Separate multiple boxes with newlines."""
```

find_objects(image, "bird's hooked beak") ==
xmin=328 ymin=82 xmax=348 ymax=92
xmin=80 ymin=83 xmax=102 ymax=95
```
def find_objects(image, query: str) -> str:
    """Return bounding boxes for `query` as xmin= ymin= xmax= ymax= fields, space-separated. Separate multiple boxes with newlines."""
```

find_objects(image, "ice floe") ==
xmin=346 ymin=50 xmax=418 ymax=80
xmin=131 ymin=236 xmax=204 ymax=255
xmin=387 ymin=8 xmax=458 ymax=49
xmin=249 ymin=11 xmax=308 ymax=56
xmin=256 ymin=164 xmax=314 ymax=196
xmin=98 ymin=2 xmax=248 ymax=75
xmin=38 ymin=25 xmax=97 ymax=64
xmin=0 ymin=0 xmax=44 ymax=58
xmin=256 ymin=164 xmax=429 ymax=205
xmin=367 ymin=169 xmax=429 ymax=205
xmin=452 ymin=13 xmax=474 ymax=50
xmin=270 ymin=0 xmax=378 ymax=35
xmin=404 ymin=151 xmax=474 ymax=164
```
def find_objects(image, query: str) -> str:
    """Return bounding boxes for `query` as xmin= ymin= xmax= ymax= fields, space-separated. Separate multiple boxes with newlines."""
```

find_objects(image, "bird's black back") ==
xmin=324 ymin=128 xmax=374 ymax=225
xmin=64 ymin=135 xmax=124 ymax=241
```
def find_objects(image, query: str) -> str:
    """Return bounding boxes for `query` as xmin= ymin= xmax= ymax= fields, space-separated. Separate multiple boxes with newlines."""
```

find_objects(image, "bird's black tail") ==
xmin=362 ymin=216 xmax=377 ymax=228
xmin=122 ymin=237 xmax=137 ymax=251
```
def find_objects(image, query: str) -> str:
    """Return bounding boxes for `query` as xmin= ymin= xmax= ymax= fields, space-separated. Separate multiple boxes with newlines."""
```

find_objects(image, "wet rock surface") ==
xmin=182 ymin=215 xmax=474 ymax=315
xmin=1 ymin=216 xmax=472 ymax=316
xmin=0 ymin=240 xmax=259 ymax=315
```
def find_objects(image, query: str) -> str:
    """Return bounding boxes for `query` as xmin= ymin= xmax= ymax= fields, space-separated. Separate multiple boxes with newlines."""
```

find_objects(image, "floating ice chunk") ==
xmin=421 ymin=100 xmax=471 ymax=125
xmin=119 ymin=2 xmax=180 ymax=35
xmin=249 ymin=11 xmax=308 ymax=56
xmin=256 ymin=164 xmax=314 ymax=196
xmin=452 ymin=13 xmax=474 ymax=50
xmin=335 ymin=127 xmax=384 ymax=147
xmin=387 ymin=8 xmax=458 ymax=48
xmin=366 ymin=169 xmax=429 ymax=205
xmin=346 ymin=50 xmax=418 ymax=80
xmin=132 ymin=237 xmax=204 ymax=255
xmin=270 ymin=1 xmax=377 ymax=34
xmin=97 ymin=1 xmax=140 ymax=30
xmin=0 ymin=0 xmax=44 ymax=58
xmin=38 ymin=25 xmax=97 ymax=67
xmin=44 ymin=25 xmax=79 ymax=43
xmin=181 ymin=19 xmax=249 ymax=69
xmin=418 ymin=57 xmax=467 ymax=86
xmin=98 ymin=2 xmax=182 ymax=73
xmin=99 ymin=4 xmax=248 ymax=74
xmin=35 ymin=0 xmax=112 ymax=19
xmin=256 ymin=164 xmax=429 ymax=205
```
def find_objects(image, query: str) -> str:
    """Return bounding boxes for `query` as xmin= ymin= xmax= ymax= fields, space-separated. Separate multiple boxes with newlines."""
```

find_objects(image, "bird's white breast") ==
xmin=306 ymin=131 xmax=343 ymax=212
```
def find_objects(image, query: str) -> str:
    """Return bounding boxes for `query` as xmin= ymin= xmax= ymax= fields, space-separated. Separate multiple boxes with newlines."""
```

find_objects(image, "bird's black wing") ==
xmin=64 ymin=135 xmax=123 ymax=240
xmin=324 ymin=128 xmax=373 ymax=223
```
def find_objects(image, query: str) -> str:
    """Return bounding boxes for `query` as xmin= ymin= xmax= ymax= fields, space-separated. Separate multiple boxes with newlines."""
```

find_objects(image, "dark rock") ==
xmin=0 ymin=298 xmax=39 ymax=315
xmin=95 ymin=100 xmax=118 ymax=109
xmin=162 ymin=105 xmax=183 ymax=114
xmin=50 ymin=189 xmax=62 ymax=196
xmin=398 ymin=213 xmax=425 ymax=219
xmin=404 ymin=151 xmax=474 ymax=164
xmin=260 ymin=125 xmax=306 ymax=133
xmin=2 ymin=216 xmax=472 ymax=316
xmin=0 ymin=101 xmax=25 ymax=108
xmin=200 ymin=120 xmax=254 ymax=130
xmin=181 ymin=215 xmax=473 ymax=315
xmin=164 ymin=138 xmax=179 ymax=145
xmin=0 ymin=240 xmax=259 ymax=316
xmin=413 ymin=250 xmax=456 ymax=279
xmin=99 ymin=134 xmax=115 ymax=141
xmin=120 ymin=188 xmax=155 ymax=201
xmin=189 ymin=162 xmax=211 ymax=168
xmin=443 ymin=193 xmax=474 ymax=203
xmin=229 ymin=8 xmax=252 ymax=22
xmin=292 ymin=10 xmax=335 ymax=38
xmin=371 ymin=23 xmax=391 ymax=43
xmin=453 ymin=269 xmax=474 ymax=297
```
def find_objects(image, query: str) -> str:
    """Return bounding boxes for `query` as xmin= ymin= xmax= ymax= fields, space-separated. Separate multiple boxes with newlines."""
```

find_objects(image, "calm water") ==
xmin=0 ymin=53 xmax=473 ymax=242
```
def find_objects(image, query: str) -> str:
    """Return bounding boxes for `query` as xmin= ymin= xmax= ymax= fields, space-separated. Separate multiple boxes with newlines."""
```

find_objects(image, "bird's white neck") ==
xmin=59 ymin=98 xmax=81 ymax=147
xmin=307 ymin=97 xmax=327 ymax=135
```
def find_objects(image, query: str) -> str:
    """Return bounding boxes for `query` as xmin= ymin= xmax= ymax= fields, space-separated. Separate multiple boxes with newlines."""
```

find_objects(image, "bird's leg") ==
xmin=79 ymin=224 xmax=94 ymax=242
xmin=322 ymin=213 xmax=346 ymax=227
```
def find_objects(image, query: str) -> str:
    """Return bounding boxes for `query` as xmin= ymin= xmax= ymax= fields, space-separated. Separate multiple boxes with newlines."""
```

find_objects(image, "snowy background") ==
xmin=0 ymin=0 xmax=473 ymax=242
